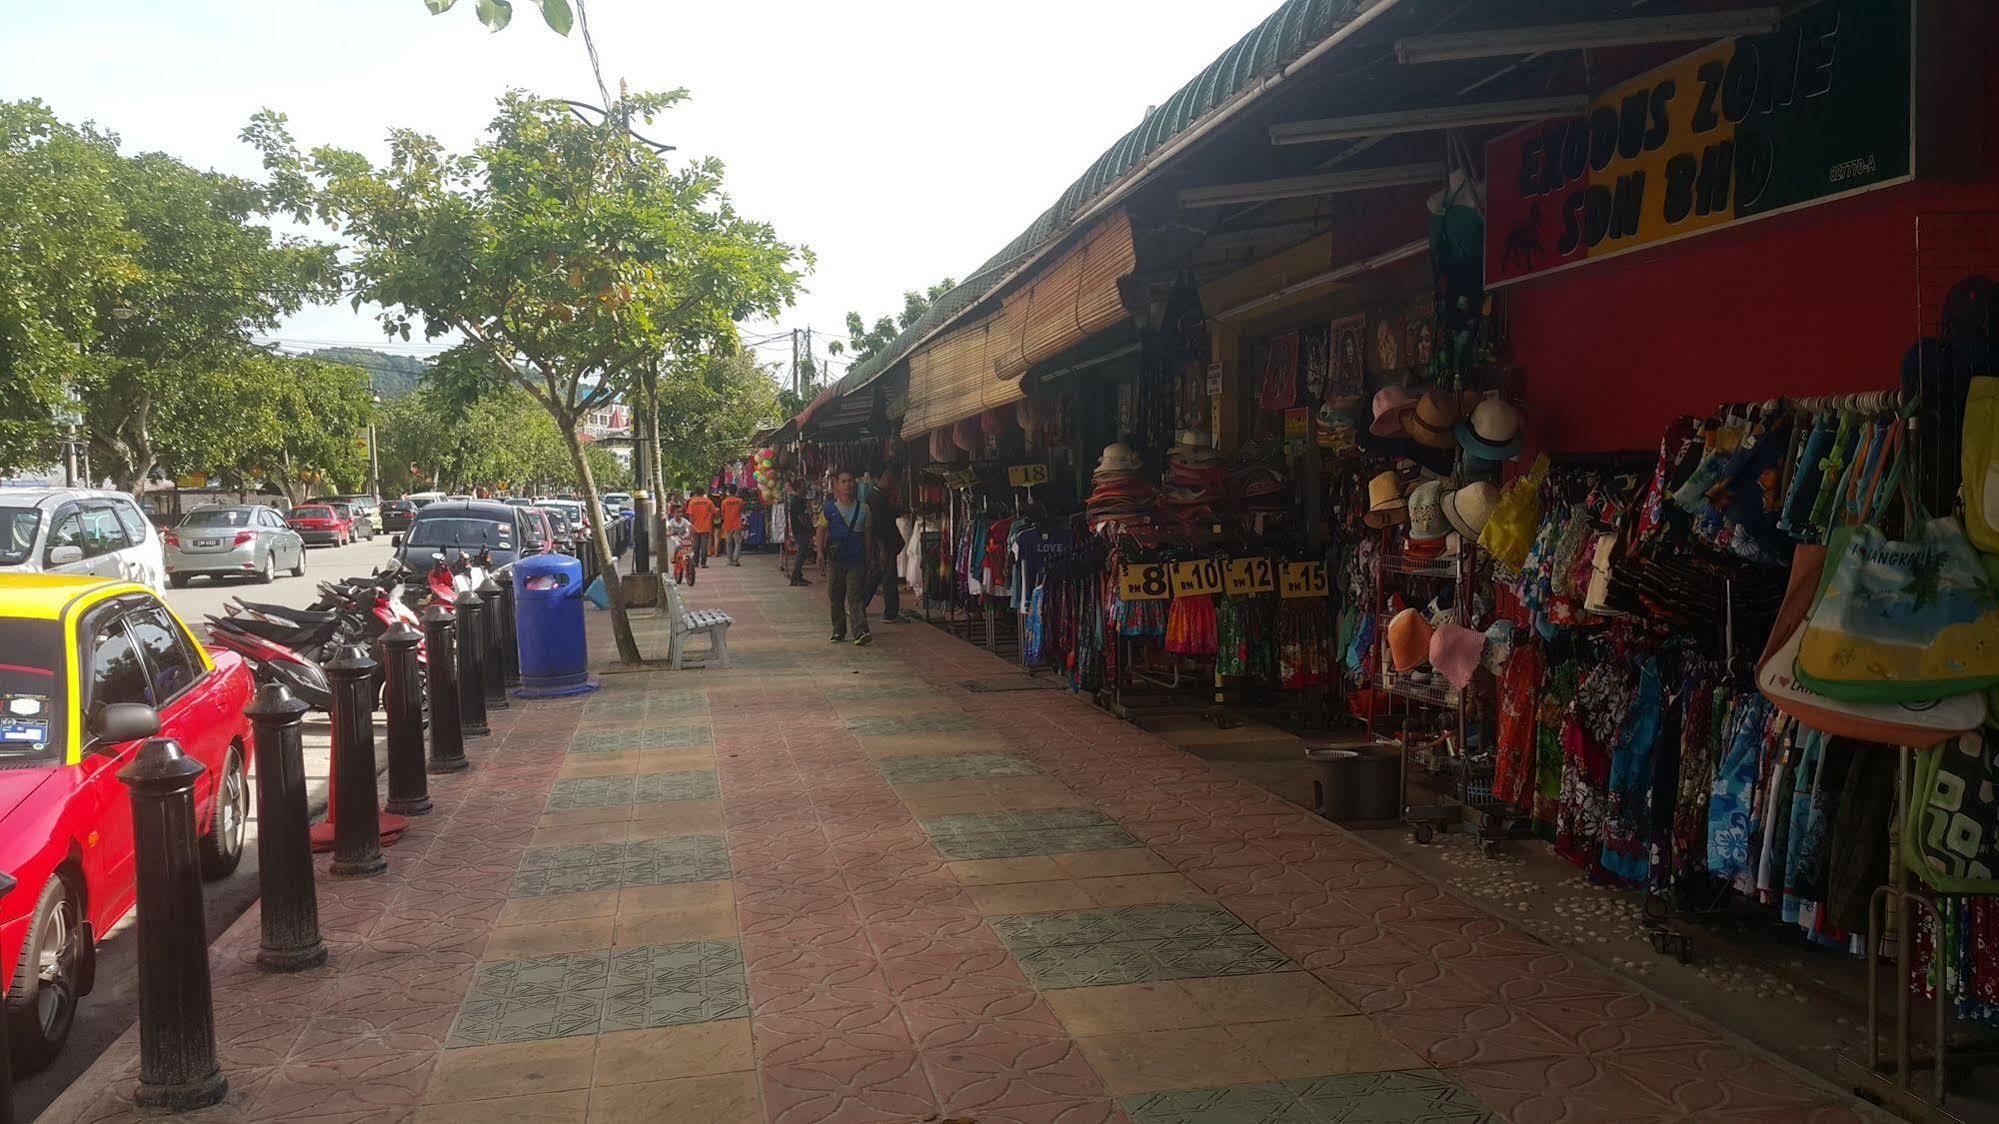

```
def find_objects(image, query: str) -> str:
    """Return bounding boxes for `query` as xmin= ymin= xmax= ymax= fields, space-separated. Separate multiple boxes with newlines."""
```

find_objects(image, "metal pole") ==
xmin=326 ymin=644 xmax=388 ymax=878
xmin=497 ymin=579 xmax=521 ymax=689
xmin=477 ymin=576 xmax=509 ymax=710
xmin=244 ymin=685 xmax=326 ymax=971
xmin=117 ymin=739 xmax=227 ymax=1112
xmin=423 ymin=606 xmax=469 ymax=773
xmin=456 ymin=591 xmax=490 ymax=737
xmin=381 ymin=623 xmax=431 ymax=815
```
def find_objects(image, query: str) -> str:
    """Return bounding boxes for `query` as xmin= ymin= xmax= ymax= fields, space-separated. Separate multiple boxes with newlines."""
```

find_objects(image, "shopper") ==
xmin=787 ymin=476 xmax=814 ymax=586
xmin=816 ymin=466 xmax=872 ymax=646
xmin=685 ymin=486 xmax=716 ymax=569
xmin=721 ymin=487 xmax=746 ymax=566
xmin=868 ymin=473 xmax=906 ymax=623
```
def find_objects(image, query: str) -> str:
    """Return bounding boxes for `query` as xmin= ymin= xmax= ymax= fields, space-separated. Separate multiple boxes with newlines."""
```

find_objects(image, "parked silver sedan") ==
xmin=163 ymin=505 xmax=307 ymax=587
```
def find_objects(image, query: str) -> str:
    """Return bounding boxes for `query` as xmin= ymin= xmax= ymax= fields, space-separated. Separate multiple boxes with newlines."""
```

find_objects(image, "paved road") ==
xmin=166 ymin=533 xmax=401 ymax=630
xmin=11 ymin=535 xmax=396 ymax=1119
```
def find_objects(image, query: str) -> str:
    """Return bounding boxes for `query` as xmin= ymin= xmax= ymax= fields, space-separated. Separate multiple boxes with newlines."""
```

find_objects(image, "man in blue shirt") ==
xmin=815 ymin=467 xmax=873 ymax=646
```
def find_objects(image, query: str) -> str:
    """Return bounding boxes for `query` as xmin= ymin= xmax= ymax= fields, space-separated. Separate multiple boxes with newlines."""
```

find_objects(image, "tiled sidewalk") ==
xmin=43 ymin=558 xmax=1876 ymax=1123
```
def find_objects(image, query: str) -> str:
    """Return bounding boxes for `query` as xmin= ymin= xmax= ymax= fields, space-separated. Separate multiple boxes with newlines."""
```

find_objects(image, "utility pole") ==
xmin=804 ymin=327 xmax=814 ymax=389
xmin=791 ymin=328 xmax=802 ymax=399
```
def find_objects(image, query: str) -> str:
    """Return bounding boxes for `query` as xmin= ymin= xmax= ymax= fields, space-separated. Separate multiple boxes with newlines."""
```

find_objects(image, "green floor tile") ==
xmin=447 ymin=941 xmax=748 ymax=1047
xmin=511 ymin=835 xmax=730 ymax=897
xmin=992 ymin=903 xmax=1292 ymax=988
xmin=1122 ymin=1071 xmax=1491 ymax=1124
xmin=545 ymin=770 xmax=718 ymax=810
xmin=918 ymin=807 xmax=1141 ymax=860
xmin=848 ymin=713 xmax=980 ymax=736
xmin=877 ymin=752 xmax=1045 ymax=784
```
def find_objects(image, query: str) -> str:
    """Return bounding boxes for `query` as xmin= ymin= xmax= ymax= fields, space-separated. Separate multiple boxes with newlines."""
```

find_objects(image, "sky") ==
xmin=2 ymin=0 xmax=1282 ymax=385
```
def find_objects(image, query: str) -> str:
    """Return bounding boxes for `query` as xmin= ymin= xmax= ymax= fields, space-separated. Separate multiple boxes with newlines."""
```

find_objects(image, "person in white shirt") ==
xmin=664 ymin=506 xmax=694 ymax=584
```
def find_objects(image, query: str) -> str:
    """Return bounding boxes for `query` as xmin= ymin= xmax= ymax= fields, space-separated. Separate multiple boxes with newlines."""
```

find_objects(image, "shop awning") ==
xmin=902 ymin=313 xmax=1021 ymax=438
xmin=988 ymin=210 xmax=1139 ymax=383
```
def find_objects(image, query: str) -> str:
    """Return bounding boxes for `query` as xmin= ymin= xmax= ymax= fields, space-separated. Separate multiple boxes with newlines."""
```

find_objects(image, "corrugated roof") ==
xmin=839 ymin=0 xmax=1370 ymax=397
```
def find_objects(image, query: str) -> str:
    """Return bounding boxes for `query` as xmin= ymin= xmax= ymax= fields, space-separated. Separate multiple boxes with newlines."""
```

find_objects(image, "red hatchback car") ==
xmin=287 ymin=504 xmax=354 ymax=547
xmin=0 ymin=575 xmax=252 ymax=1071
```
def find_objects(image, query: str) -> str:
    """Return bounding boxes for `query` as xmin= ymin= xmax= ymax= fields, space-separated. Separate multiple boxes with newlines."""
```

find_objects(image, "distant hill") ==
xmin=308 ymin=348 xmax=429 ymax=398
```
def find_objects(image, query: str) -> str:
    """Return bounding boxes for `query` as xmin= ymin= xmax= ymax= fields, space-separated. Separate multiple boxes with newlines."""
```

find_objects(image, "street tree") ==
xmin=80 ymin=150 xmax=338 ymax=492
xmin=248 ymin=90 xmax=807 ymax=662
xmin=162 ymin=353 xmax=374 ymax=504
xmin=0 ymin=100 xmax=132 ymax=475
xmin=826 ymin=278 xmax=954 ymax=364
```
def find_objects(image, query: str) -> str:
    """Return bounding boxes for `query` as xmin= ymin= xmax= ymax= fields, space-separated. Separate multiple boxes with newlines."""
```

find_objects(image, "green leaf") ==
xmin=474 ymin=0 xmax=512 ymax=32
xmin=423 ymin=0 xmax=458 ymax=13
xmin=536 ymin=0 xmax=573 ymax=35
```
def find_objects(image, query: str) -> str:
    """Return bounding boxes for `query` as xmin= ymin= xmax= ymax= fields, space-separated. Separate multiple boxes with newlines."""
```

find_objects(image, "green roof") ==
xmin=837 ymin=0 xmax=1368 ymax=399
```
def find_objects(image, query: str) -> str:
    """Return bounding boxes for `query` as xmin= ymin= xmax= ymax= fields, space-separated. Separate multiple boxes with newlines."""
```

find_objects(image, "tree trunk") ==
xmin=558 ymin=416 xmax=642 ymax=664
xmin=642 ymin=366 xmax=667 ymax=556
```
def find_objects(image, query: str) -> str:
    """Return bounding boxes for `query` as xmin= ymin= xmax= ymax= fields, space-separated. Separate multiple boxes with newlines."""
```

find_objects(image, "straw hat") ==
xmin=1441 ymin=480 xmax=1499 ymax=539
xmin=1369 ymin=386 xmax=1419 ymax=438
xmin=1428 ymin=623 xmax=1486 ymax=690
xmin=1173 ymin=429 xmax=1212 ymax=452
xmin=1406 ymin=480 xmax=1449 ymax=542
xmin=1402 ymin=389 xmax=1462 ymax=450
xmin=1387 ymin=608 xmax=1433 ymax=673
xmin=1456 ymin=395 xmax=1524 ymax=460
xmin=1363 ymin=471 xmax=1407 ymax=529
xmin=1096 ymin=442 xmax=1142 ymax=473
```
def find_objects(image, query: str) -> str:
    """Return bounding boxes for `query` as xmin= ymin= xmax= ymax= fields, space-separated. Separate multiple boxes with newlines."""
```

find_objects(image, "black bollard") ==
xmin=326 ymin=644 xmax=388 ymax=878
xmin=244 ymin=685 xmax=326 ymax=972
xmin=0 ymin=871 xmax=12 ymax=1124
xmin=381 ymin=622 xmax=432 ymax=815
xmin=118 ymin=738 xmax=227 ymax=1112
xmin=478 ymin=576 xmax=509 ymax=711
xmin=423 ymin=606 xmax=469 ymax=772
xmin=497 ymin=577 xmax=521 ymax=690
xmin=456 ymin=590 xmax=490 ymax=737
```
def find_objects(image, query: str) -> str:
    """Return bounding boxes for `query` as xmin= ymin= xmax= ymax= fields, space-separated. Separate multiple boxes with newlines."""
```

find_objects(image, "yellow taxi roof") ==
xmin=0 ymin=574 xmax=150 ymax=621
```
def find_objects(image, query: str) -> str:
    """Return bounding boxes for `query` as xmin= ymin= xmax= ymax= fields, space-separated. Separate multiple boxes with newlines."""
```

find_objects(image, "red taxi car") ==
xmin=0 ymin=575 xmax=252 ymax=1071
xmin=287 ymin=504 xmax=355 ymax=547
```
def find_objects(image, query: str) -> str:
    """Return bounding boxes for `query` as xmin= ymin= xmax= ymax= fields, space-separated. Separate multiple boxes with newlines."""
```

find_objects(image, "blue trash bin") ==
xmin=511 ymin=553 xmax=599 ymax=698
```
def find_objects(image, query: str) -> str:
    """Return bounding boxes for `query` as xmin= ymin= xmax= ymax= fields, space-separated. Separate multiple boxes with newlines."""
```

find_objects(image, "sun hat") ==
xmin=1406 ymin=480 xmax=1449 ymax=542
xmin=1369 ymin=386 xmax=1419 ymax=438
xmin=1429 ymin=623 xmax=1486 ymax=689
xmin=1402 ymin=389 xmax=1462 ymax=450
xmin=1363 ymin=471 xmax=1407 ymax=529
xmin=1441 ymin=480 xmax=1499 ymax=539
xmin=1096 ymin=442 xmax=1142 ymax=473
xmin=1387 ymin=608 xmax=1433 ymax=673
xmin=1456 ymin=394 xmax=1523 ymax=460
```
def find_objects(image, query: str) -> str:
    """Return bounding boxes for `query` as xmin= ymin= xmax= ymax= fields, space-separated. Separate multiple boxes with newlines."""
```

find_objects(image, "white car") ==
xmin=0 ymin=489 xmax=167 ymax=592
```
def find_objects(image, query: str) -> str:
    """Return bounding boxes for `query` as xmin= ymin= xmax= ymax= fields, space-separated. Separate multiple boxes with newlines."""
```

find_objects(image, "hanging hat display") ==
xmin=1387 ymin=608 xmax=1434 ymax=673
xmin=1402 ymin=389 xmax=1462 ymax=450
xmin=1406 ymin=480 xmax=1449 ymax=542
xmin=1457 ymin=394 xmax=1524 ymax=460
xmin=1096 ymin=442 xmax=1142 ymax=473
xmin=1442 ymin=480 xmax=1499 ymax=539
xmin=953 ymin=416 xmax=981 ymax=454
xmin=1368 ymin=386 xmax=1419 ymax=438
xmin=1363 ymin=471 xmax=1408 ymax=529
xmin=1428 ymin=623 xmax=1486 ymax=690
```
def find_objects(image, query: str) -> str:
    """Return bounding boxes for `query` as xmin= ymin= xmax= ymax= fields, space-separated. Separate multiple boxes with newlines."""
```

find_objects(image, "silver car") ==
xmin=163 ymin=505 xmax=307 ymax=587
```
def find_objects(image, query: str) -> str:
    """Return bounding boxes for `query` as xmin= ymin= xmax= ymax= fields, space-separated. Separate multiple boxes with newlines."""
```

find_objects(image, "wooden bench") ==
xmin=664 ymin=579 xmax=732 ymax=670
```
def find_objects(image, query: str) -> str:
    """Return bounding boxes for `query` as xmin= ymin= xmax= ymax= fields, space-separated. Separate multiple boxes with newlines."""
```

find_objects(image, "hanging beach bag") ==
xmin=1903 ymin=732 xmax=1999 ymax=894
xmin=1478 ymin=454 xmax=1548 ymax=569
xmin=1795 ymin=514 xmax=1999 ymax=703
xmin=1964 ymin=377 xmax=1999 ymax=554
xmin=1757 ymin=544 xmax=1984 ymax=745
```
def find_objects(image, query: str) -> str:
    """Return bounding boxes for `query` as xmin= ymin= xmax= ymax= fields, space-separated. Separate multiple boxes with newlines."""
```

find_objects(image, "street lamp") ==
xmin=367 ymin=388 xmax=382 ymax=500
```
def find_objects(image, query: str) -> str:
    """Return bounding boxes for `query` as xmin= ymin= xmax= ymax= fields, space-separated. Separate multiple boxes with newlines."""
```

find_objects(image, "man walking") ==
xmin=721 ymin=488 xmax=746 ymax=566
xmin=685 ymin=486 xmax=716 ymax=569
xmin=816 ymin=467 xmax=872 ymax=646
xmin=868 ymin=473 xmax=906 ymax=623
xmin=787 ymin=476 xmax=814 ymax=586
